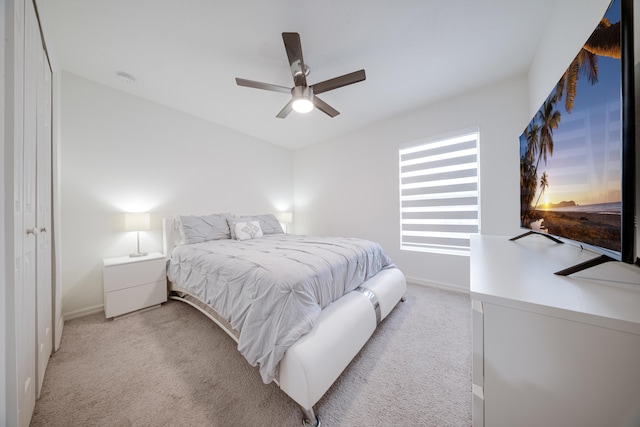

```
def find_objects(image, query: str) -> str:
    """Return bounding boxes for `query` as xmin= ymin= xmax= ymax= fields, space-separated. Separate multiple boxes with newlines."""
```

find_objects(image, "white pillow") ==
xmin=234 ymin=220 xmax=263 ymax=241
xmin=175 ymin=213 xmax=233 ymax=244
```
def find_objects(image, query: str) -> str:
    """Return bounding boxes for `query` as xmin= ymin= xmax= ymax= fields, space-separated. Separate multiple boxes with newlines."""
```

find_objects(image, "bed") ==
xmin=162 ymin=214 xmax=407 ymax=426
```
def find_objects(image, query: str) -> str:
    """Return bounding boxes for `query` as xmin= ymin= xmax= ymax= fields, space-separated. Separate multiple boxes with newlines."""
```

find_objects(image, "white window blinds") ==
xmin=399 ymin=131 xmax=479 ymax=255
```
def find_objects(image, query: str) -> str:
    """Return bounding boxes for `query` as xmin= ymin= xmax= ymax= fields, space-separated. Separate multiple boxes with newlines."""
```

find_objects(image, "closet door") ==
xmin=10 ymin=0 xmax=31 ymax=424
xmin=18 ymin=0 xmax=39 ymax=424
xmin=36 ymin=34 xmax=53 ymax=396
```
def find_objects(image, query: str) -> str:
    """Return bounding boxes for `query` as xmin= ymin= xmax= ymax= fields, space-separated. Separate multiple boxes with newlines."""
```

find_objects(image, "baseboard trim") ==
xmin=405 ymin=275 xmax=469 ymax=294
xmin=63 ymin=304 xmax=104 ymax=321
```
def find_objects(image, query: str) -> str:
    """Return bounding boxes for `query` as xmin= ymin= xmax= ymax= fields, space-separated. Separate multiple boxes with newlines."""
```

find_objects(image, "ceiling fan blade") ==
xmin=282 ymin=32 xmax=307 ymax=87
xmin=276 ymin=99 xmax=294 ymax=119
xmin=236 ymin=78 xmax=291 ymax=94
xmin=313 ymin=96 xmax=340 ymax=118
xmin=311 ymin=69 xmax=366 ymax=95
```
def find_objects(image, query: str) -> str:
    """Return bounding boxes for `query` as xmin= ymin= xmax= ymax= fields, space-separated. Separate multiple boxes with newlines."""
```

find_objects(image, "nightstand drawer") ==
xmin=105 ymin=280 xmax=166 ymax=318
xmin=104 ymin=258 xmax=166 ymax=292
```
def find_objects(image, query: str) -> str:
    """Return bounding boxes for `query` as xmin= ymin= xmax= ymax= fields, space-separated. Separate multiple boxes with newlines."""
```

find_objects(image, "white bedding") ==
xmin=167 ymin=234 xmax=395 ymax=383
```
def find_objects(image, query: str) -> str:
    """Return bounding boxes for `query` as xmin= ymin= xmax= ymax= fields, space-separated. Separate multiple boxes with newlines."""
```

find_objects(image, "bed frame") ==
xmin=162 ymin=218 xmax=407 ymax=426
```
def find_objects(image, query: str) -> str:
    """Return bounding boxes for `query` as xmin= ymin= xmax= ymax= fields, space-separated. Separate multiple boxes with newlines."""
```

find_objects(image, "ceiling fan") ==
xmin=235 ymin=32 xmax=366 ymax=118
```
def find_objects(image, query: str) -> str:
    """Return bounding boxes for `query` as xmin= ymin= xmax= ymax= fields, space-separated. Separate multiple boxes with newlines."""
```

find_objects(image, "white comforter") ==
xmin=167 ymin=234 xmax=395 ymax=383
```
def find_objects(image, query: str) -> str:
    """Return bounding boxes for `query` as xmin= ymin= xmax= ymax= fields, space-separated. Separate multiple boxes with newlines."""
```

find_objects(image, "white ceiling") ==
xmin=37 ymin=0 xmax=560 ymax=150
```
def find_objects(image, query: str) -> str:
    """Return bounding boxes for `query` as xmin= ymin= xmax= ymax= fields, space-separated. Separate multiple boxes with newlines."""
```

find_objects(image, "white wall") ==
xmin=60 ymin=72 xmax=294 ymax=317
xmin=293 ymin=75 xmax=528 ymax=290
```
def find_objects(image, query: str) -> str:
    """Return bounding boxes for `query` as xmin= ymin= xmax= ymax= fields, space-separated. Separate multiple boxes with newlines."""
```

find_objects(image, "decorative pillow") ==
xmin=227 ymin=214 xmax=284 ymax=239
xmin=177 ymin=213 xmax=233 ymax=244
xmin=234 ymin=220 xmax=263 ymax=241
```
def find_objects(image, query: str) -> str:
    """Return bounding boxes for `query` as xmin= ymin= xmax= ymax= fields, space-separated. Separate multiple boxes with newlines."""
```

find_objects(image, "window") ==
xmin=399 ymin=130 xmax=479 ymax=256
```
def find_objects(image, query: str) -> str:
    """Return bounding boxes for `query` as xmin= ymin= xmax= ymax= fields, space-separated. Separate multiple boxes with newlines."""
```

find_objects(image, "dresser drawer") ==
xmin=105 ymin=280 xmax=167 ymax=318
xmin=104 ymin=257 xmax=166 ymax=292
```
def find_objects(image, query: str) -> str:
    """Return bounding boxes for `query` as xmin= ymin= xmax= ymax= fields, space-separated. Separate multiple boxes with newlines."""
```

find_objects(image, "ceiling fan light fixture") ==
xmin=292 ymin=98 xmax=313 ymax=113
xmin=291 ymin=86 xmax=314 ymax=114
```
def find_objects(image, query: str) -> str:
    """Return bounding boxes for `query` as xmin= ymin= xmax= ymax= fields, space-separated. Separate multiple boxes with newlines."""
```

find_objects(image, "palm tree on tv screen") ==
xmin=554 ymin=17 xmax=619 ymax=113
xmin=533 ymin=172 xmax=549 ymax=212
xmin=525 ymin=122 xmax=539 ymax=164
xmin=520 ymin=124 xmax=539 ymax=224
xmin=535 ymin=95 xmax=561 ymax=172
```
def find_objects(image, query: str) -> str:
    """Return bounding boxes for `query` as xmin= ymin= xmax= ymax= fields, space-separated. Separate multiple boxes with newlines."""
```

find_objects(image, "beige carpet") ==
xmin=30 ymin=283 xmax=472 ymax=426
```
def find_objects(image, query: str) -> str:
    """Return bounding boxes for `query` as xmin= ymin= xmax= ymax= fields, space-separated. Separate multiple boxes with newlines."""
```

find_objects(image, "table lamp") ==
xmin=125 ymin=212 xmax=150 ymax=257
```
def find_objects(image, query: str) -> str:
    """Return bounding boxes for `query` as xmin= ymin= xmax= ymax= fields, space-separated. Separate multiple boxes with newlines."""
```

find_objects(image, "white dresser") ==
xmin=470 ymin=234 xmax=640 ymax=427
xmin=103 ymin=252 xmax=167 ymax=318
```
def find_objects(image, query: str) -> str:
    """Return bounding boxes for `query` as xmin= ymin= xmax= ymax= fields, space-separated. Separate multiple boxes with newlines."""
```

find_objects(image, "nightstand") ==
xmin=103 ymin=252 xmax=167 ymax=318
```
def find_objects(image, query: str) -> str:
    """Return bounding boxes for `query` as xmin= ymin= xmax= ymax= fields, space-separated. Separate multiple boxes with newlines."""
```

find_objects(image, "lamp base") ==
xmin=130 ymin=231 xmax=147 ymax=258
xmin=129 ymin=252 xmax=148 ymax=258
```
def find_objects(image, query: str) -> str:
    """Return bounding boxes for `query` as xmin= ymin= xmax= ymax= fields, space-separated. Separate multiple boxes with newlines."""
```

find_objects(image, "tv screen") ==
xmin=517 ymin=0 xmax=636 ymax=273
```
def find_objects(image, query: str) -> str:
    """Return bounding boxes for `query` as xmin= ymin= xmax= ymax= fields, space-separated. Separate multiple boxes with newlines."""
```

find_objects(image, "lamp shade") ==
xmin=124 ymin=212 xmax=150 ymax=232
xmin=276 ymin=212 xmax=293 ymax=224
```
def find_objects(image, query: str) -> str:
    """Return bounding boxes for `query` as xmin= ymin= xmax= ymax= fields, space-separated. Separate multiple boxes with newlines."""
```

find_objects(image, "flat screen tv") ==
xmin=515 ymin=0 xmax=637 ymax=275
